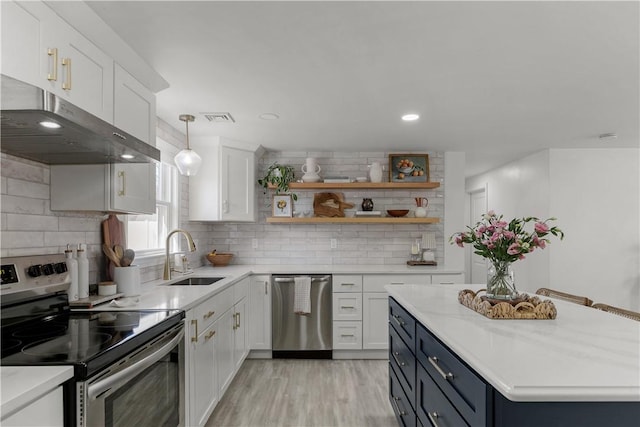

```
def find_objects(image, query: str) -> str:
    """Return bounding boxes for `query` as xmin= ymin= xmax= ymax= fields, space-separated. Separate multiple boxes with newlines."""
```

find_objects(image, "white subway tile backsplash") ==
xmin=6 ymin=214 xmax=58 ymax=231
xmin=1 ymin=195 xmax=46 ymax=215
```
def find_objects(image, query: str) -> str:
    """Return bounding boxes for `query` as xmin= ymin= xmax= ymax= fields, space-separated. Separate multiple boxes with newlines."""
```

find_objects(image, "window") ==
xmin=126 ymin=158 xmax=179 ymax=256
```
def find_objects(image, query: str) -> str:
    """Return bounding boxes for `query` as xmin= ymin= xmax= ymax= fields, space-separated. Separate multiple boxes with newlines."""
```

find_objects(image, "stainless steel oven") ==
xmin=79 ymin=322 xmax=184 ymax=427
xmin=1 ymin=254 xmax=186 ymax=427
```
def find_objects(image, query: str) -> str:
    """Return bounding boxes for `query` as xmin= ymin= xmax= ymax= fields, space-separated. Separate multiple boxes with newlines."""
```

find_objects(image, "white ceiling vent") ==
xmin=201 ymin=112 xmax=235 ymax=123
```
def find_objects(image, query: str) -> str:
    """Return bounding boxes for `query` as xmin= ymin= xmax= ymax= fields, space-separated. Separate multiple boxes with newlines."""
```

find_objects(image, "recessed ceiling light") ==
xmin=39 ymin=121 xmax=61 ymax=129
xmin=401 ymin=113 xmax=420 ymax=122
xmin=598 ymin=133 xmax=617 ymax=141
xmin=121 ymin=154 xmax=134 ymax=160
xmin=259 ymin=113 xmax=280 ymax=120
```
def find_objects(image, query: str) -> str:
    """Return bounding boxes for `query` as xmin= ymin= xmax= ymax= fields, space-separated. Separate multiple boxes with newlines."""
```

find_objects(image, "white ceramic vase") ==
xmin=368 ymin=162 xmax=383 ymax=183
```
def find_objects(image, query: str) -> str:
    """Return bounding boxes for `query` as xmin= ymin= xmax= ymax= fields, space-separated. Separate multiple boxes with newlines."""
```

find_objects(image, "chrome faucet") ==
xmin=164 ymin=229 xmax=197 ymax=280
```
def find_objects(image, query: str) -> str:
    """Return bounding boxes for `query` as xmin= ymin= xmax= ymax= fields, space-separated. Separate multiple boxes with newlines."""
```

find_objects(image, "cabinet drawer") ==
xmin=333 ymin=321 xmax=362 ymax=350
xmin=333 ymin=274 xmax=363 ymax=292
xmin=389 ymin=297 xmax=416 ymax=354
xmin=430 ymin=274 xmax=464 ymax=285
xmin=364 ymin=274 xmax=428 ymax=292
xmin=389 ymin=323 xmax=416 ymax=410
xmin=417 ymin=363 xmax=469 ymax=427
xmin=194 ymin=286 xmax=234 ymax=331
xmin=234 ymin=278 xmax=248 ymax=302
xmin=390 ymin=362 xmax=417 ymax=427
xmin=332 ymin=293 xmax=362 ymax=321
xmin=417 ymin=324 xmax=488 ymax=427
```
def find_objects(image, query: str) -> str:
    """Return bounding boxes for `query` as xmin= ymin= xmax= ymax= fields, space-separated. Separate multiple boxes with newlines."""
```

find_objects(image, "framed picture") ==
xmin=389 ymin=154 xmax=430 ymax=183
xmin=272 ymin=194 xmax=293 ymax=217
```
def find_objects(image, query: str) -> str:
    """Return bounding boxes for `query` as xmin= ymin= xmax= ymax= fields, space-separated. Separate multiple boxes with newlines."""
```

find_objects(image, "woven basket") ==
xmin=206 ymin=253 xmax=233 ymax=267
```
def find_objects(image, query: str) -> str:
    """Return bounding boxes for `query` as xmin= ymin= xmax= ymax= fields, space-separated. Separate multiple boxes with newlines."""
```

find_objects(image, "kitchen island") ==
xmin=386 ymin=284 xmax=640 ymax=427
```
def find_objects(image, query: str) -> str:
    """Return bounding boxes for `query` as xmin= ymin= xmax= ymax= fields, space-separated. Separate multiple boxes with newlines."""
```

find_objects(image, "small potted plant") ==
xmin=257 ymin=162 xmax=298 ymax=201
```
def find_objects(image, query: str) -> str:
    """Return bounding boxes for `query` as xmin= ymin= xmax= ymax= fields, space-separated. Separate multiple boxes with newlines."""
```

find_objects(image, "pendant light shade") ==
xmin=175 ymin=114 xmax=202 ymax=176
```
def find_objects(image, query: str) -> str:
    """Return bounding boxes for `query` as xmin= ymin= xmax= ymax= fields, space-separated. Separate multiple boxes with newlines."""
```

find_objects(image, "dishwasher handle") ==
xmin=273 ymin=275 xmax=331 ymax=283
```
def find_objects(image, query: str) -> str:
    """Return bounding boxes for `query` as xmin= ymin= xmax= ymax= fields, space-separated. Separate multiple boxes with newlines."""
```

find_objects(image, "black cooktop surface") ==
xmin=1 ymin=303 xmax=184 ymax=379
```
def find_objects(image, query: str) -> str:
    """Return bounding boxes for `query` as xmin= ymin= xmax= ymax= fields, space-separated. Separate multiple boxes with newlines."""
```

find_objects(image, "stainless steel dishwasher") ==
xmin=271 ymin=274 xmax=332 ymax=358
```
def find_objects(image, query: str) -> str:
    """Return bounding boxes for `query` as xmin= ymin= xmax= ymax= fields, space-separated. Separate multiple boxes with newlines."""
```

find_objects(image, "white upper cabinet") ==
xmin=50 ymin=163 xmax=156 ymax=214
xmin=1 ymin=0 xmax=160 ymax=135
xmin=1 ymin=1 xmax=42 ymax=86
xmin=40 ymin=10 xmax=114 ymax=123
xmin=189 ymin=137 xmax=262 ymax=222
xmin=1 ymin=1 xmax=114 ymax=122
xmin=114 ymin=64 xmax=156 ymax=144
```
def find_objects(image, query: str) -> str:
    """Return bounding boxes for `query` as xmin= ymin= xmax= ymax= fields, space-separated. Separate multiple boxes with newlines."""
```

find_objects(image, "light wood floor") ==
xmin=205 ymin=359 xmax=397 ymax=427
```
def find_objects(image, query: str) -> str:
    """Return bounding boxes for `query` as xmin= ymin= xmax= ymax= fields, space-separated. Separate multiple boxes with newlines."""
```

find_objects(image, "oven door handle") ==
xmin=87 ymin=327 xmax=184 ymax=400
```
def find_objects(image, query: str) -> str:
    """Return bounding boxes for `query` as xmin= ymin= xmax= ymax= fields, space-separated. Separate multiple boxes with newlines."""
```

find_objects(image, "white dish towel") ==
xmin=294 ymin=276 xmax=312 ymax=315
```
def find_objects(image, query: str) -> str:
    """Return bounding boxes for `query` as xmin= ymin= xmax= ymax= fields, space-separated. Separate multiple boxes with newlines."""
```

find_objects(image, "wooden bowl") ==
xmin=206 ymin=253 xmax=233 ymax=267
xmin=387 ymin=209 xmax=409 ymax=217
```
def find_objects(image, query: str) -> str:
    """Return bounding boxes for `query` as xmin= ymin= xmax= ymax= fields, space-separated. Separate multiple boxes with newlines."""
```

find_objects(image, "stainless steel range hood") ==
xmin=0 ymin=75 xmax=160 ymax=164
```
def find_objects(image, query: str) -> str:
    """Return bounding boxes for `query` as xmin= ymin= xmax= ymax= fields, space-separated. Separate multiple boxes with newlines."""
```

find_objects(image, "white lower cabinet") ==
xmin=189 ymin=320 xmax=219 ymax=427
xmin=185 ymin=279 xmax=250 ymax=427
xmin=249 ymin=275 xmax=271 ymax=350
xmin=216 ymin=307 xmax=235 ymax=398
xmin=362 ymin=292 xmax=389 ymax=349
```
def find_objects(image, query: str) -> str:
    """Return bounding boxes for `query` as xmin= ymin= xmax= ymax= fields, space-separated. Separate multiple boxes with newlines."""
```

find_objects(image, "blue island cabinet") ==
xmin=388 ymin=297 xmax=640 ymax=427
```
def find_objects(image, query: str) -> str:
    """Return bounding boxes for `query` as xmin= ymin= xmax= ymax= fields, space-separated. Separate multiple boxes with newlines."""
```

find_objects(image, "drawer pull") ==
xmin=203 ymin=310 xmax=215 ymax=320
xmin=391 ymin=396 xmax=406 ymax=416
xmin=340 ymin=333 xmax=355 ymax=337
xmin=392 ymin=314 xmax=406 ymax=327
xmin=204 ymin=330 xmax=216 ymax=341
xmin=427 ymin=411 xmax=441 ymax=427
xmin=341 ymin=283 xmax=355 ymax=286
xmin=428 ymin=356 xmax=454 ymax=381
xmin=340 ymin=305 xmax=355 ymax=309
xmin=392 ymin=351 xmax=406 ymax=367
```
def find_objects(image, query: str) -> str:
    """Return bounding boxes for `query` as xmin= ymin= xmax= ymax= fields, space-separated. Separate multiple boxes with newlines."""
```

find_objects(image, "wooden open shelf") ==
xmin=268 ymin=182 xmax=440 ymax=190
xmin=266 ymin=216 xmax=440 ymax=224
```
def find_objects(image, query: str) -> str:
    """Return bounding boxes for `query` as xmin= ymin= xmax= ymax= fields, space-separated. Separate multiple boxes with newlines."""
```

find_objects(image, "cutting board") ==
xmin=102 ymin=214 xmax=125 ymax=280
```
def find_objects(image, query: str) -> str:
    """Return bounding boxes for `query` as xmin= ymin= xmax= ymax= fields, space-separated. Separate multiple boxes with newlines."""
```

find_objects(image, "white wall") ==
xmin=549 ymin=148 xmax=639 ymax=310
xmin=466 ymin=148 xmax=640 ymax=310
xmin=443 ymin=152 xmax=466 ymax=270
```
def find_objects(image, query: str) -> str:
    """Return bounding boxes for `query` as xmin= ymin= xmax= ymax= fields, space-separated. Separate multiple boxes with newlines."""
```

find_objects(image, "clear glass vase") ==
xmin=486 ymin=260 xmax=517 ymax=300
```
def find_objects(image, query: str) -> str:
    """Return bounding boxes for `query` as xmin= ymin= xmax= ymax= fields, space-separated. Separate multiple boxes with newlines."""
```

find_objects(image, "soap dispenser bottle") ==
xmin=77 ymin=243 xmax=89 ymax=299
xmin=65 ymin=244 xmax=79 ymax=301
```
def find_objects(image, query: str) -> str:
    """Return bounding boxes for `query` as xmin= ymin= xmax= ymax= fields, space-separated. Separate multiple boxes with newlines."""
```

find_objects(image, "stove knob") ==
xmin=54 ymin=262 xmax=68 ymax=274
xmin=27 ymin=265 xmax=42 ymax=277
xmin=42 ymin=263 xmax=55 ymax=275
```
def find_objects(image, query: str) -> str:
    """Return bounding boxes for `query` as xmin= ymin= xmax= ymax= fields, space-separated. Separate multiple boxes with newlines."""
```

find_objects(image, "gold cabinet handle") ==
xmin=203 ymin=310 xmax=215 ymax=320
xmin=237 ymin=312 xmax=240 ymax=328
xmin=204 ymin=329 xmax=216 ymax=341
xmin=117 ymin=171 xmax=126 ymax=196
xmin=61 ymin=57 xmax=71 ymax=90
xmin=47 ymin=48 xmax=58 ymax=81
xmin=191 ymin=319 xmax=198 ymax=343
xmin=232 ymin=312 xmax=237 ymax=330
xmin=264 ymin=281 xmax=268 ymax=295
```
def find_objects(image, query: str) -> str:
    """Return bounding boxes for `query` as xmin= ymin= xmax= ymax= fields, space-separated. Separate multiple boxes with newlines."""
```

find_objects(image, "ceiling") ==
xmin=87 ymin=1 xmax=639 ymax=177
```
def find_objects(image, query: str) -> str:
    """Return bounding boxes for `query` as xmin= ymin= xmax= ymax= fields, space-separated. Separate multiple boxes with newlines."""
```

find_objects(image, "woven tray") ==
xmin=458 ymin=289 xmax=557 ymax=319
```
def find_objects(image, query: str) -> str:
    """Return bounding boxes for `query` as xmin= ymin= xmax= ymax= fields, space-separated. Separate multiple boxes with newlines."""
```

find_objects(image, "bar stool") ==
xmin=535 ymin=288 xmax=593 ymax=306
xmin=592 ymin=303 xmax=640 ymax=322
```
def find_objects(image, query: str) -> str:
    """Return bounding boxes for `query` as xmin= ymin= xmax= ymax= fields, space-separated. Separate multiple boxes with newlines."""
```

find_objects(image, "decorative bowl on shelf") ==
xmin=206 ymin=253 xmax=233 ymax=266
xmin=386 ymin=209 xmax=409 ymax=217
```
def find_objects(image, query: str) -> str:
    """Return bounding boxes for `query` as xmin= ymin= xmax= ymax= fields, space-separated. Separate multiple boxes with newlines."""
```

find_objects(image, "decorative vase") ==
xmin=361 ymin=198 xmax=374 ymax=211
xmin=368 ymin=162 xmax=383 ymax=183
xmin=486 ymin=260 xmax=517 ymax=300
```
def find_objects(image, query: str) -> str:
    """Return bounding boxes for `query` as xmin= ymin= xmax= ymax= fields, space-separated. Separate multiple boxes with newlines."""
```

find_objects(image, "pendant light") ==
xmin=174 ymin=114 xmax=202 ymax=176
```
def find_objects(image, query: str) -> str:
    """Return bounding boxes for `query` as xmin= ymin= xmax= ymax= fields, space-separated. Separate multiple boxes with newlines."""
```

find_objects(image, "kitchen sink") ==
xmin=169 ymin=277 xmax=225 ymax=286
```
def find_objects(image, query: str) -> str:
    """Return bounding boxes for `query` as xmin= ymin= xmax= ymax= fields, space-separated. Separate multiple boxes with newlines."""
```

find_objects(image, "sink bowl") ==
xmin=169 ymin=277 xmax=225 ymax=286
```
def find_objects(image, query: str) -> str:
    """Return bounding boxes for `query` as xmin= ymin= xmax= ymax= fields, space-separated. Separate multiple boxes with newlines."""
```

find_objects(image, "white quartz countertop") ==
xmin=386 ymin=284 xmax=640 ymax=402
xmin=90 ymin=264 xmax=461 ymax=312
xmin=1 ymin=366 xmax=73 ymax=419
